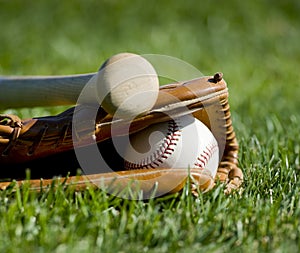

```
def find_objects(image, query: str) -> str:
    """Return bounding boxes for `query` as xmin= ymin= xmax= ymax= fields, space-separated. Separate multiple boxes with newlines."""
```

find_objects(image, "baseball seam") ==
xmin=194 ymin=142 xmax=218 ymax=170
xmin=124 ymin=119 xmax=181 ymax=170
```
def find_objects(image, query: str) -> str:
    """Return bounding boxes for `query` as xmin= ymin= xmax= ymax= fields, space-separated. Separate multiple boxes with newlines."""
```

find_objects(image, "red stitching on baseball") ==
xmin=194 ymin=142 xmax=218 ymax=170
xmin=124 ymin=119 xmax=181 ymax=170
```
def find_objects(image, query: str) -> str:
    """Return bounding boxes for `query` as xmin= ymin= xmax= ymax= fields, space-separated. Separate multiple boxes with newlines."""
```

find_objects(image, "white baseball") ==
xmin=123 ymin=115 xmax=219 ymax=179
xmin=96 ymin=53 xmax=159 ymax=119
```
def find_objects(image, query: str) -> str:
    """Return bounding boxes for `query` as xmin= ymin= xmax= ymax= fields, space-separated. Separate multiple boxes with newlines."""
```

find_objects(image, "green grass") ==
xmin=1 ymin=0 xmax=300 ymax=252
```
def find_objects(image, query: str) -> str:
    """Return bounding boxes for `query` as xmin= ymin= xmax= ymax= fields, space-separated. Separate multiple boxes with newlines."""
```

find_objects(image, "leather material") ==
xmin=0 ymin=73 xmax=243 ymax=194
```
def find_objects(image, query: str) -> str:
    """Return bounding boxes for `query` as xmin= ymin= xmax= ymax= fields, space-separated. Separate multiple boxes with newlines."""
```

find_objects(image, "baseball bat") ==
xmin=0 ymin=73 xmax=96 ymax=109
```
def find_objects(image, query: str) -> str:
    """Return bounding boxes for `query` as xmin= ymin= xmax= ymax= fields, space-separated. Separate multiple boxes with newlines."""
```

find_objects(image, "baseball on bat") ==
xmin=0 ymin=53 xmax=160 ymax=115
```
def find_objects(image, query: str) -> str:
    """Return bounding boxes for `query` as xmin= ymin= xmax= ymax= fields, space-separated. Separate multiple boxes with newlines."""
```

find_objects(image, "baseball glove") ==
xmin=0 ymin=73 xmax=243 ymax=196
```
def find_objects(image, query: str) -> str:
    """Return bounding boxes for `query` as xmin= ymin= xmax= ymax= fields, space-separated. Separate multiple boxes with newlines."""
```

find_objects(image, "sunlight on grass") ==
xmin=0 ymin=0 xmax=299 ymax=252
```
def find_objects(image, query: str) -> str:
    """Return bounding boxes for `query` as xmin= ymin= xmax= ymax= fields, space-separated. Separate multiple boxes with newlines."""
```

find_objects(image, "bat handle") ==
xmin=0 ymin=73 xmax=96 ymax=109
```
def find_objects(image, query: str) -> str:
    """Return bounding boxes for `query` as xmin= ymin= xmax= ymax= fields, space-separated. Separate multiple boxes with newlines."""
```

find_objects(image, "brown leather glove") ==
xmin=0 ymin=73 xmax=243 ymax=196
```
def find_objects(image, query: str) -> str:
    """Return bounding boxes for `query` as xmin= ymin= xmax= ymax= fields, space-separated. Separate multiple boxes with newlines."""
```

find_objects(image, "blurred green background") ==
xmin=1 ymin=0 xmax=299 ymax=123
xmin=1 ymin=1 xmax=300 ymax=252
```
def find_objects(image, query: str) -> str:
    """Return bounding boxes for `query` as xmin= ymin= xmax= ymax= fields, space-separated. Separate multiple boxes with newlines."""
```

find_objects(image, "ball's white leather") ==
xmin=97 ymin=53 xmax=159 ymax=119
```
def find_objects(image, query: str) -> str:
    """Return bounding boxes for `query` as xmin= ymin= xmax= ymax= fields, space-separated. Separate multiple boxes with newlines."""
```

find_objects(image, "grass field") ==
xmin=0 ymin=0 xmax=300 ymax=252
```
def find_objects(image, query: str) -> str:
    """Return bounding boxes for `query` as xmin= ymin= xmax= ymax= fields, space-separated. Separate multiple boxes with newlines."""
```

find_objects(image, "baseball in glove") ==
xmin=0 ymin=73 xmax=243 ymax=197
